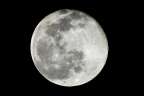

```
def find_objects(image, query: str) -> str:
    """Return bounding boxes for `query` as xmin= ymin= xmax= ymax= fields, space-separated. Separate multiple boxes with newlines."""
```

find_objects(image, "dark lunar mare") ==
xmin=43 ymin=49 xmax=85 ymax=80
xmin=45 ymin=10 xmax=87 ymax=40
xmin=65 ymin=49 xmax=85 ymax=73
xmin=45 ymin=23 xmax=60 ymax=39
xmin=36 ymin=35 xmax=85 ymax=80
xmin=58 ymin=17 xmax=73 ymax=32
xmin=44 ymin=65 xmax=71 ymax=80
xmin=69 ymin=11 xmax=83 ymax=20
xmin=36 ymin=39 xmax=53 ymax=63
xmin=73 ymin=65 xmax=83 ymax=73
xmin=37 ymin=12 xmax=86 ymax=80
xmin=45 ymin=16 xmax=73 ymax=34
xmin=44 ymin=16 xmax=73 ymax=43
xmin=36 ymin=38 xmax=85 ymax=80
xmin=59 ymin=9 xmax=69 ymax=14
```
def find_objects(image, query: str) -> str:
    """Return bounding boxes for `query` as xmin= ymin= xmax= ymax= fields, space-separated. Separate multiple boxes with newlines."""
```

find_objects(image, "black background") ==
xmin=26 ymin=1 xmax=114 ymax=94
xmin=1 ymin=0 xmax=141 ymax=95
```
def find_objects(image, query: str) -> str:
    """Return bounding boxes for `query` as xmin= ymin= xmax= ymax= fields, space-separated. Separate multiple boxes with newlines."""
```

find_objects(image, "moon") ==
xmin=31 ymin=9 xmax=108 ymax=87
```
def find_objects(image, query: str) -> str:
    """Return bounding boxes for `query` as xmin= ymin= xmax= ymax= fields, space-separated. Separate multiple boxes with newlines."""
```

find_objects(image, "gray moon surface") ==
xmin=30 ymin=9 xmax=109 ymax=87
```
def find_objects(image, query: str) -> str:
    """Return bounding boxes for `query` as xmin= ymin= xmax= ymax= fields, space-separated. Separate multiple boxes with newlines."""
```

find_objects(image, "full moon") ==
xmin=30 ymin=9 xmax=108 ymax=87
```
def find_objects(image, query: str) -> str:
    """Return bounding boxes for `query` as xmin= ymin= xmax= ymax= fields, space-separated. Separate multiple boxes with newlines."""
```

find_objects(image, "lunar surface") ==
xmin=30 ymin=9 xmax=108 ymax=87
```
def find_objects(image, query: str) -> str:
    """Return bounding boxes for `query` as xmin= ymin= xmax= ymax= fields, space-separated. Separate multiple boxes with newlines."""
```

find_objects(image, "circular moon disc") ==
xmin=30 ymin=9 xmax=109 ymax=87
